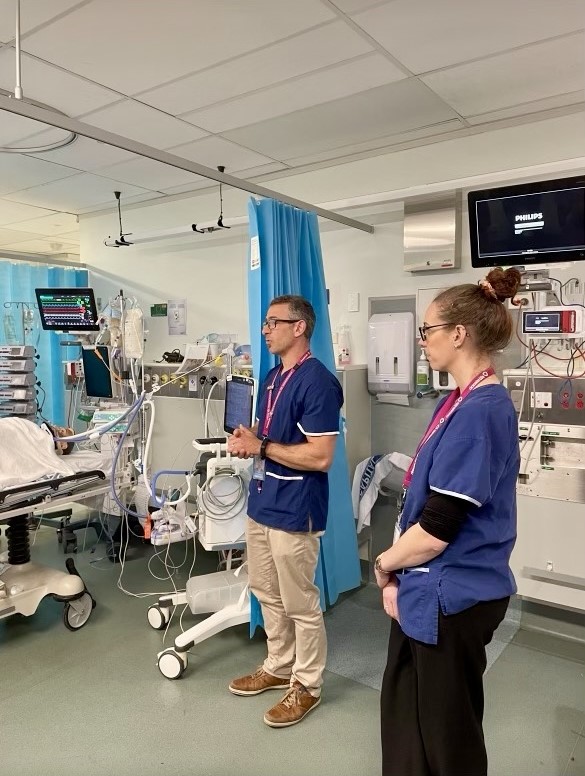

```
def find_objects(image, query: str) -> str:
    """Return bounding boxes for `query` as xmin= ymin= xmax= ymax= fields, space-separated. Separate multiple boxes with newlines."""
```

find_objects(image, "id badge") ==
xmin=393 ymin=517 xmax=402 ymax=546
xmin=252 ymin=456 xmax=266 ymax=481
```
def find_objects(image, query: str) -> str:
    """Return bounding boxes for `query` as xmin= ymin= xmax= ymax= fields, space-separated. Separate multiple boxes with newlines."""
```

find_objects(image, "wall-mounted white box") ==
xmin=367 ymin=312 xmax=414 ymax=395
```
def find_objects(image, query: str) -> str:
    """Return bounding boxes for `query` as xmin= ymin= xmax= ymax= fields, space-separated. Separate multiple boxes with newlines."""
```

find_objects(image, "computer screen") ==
xmin=224 ymin=375 xmax=256 ymax=434
xmin=81 ymin=346 xmax=115 ymax=399
xmin=468 ymin=175 xmax=585 ymax=268
xmin=35 ymin=287 xmax=100 ymax=331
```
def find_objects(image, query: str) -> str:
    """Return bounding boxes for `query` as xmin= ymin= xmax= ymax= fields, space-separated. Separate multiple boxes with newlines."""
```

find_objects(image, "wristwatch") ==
xmin=259 ymin=436 xmax=270 ymax=460
xmin=375 ymin=555 xmax=391 ymax=574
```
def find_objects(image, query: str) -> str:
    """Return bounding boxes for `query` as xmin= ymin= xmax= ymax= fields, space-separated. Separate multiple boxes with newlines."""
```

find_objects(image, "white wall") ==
xmin=80 ymin=112 xmax=585 ymax=364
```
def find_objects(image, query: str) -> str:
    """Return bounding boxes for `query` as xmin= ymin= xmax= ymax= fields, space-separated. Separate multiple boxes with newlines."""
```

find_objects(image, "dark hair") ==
xmin=433 ymin=267 xmax=522 ymax=354
xmin=269 ymin=295 xmax=316 ymax=340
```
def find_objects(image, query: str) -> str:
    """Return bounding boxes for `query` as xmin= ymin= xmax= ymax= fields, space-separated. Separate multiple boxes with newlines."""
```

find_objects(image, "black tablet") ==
xmin=224 ymin=374 xmax=256 ymax=434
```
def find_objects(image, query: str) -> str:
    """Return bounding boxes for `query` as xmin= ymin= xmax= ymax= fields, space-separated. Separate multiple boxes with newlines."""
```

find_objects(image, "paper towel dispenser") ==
xmin=368 ymin=312 xmax=414 ymax=395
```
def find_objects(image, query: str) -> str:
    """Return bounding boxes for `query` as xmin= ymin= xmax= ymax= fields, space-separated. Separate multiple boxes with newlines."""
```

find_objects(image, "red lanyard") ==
xmin=402 ymin=367 xmax=495 ymax=488
xmin=262 ymin=350 xmax=311 ymax=437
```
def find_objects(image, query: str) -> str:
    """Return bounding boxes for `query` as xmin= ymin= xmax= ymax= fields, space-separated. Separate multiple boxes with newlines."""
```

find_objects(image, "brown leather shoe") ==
xmin=229 ymin=667 xmax=291 ymax=696
xmin=263 ymin=681 xmax=321 ymax=727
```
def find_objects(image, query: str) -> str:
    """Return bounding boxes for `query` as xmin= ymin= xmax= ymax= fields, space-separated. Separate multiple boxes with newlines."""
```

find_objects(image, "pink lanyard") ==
xmin=402 ymin=367 xmax=495 ymax=488
xmin=262 ymin=350 xmax=311 ymax=437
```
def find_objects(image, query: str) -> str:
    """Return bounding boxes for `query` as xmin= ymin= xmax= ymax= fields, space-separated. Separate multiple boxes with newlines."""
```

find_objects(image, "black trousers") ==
xmin=380 ymin=597 xmax=509 ymax=776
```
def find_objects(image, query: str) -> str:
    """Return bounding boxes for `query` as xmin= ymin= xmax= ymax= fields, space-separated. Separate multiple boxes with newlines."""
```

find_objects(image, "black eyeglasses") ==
xmin=418 ymin=323 xmax=451 ymax=341
xmin=262 ymin=318 xmax=301 ymax=331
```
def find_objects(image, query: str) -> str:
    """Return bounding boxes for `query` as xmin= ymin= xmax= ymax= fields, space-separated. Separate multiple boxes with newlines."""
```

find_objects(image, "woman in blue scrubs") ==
xmin=375 ymin=267 xmax=522 ymax=776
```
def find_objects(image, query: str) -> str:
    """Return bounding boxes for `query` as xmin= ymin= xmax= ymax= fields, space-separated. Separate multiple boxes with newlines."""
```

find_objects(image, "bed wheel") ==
xmin=63 ymin=592 xmax=94 ymax=631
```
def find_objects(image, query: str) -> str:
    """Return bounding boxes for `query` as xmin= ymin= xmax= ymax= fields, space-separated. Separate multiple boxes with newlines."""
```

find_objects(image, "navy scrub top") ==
xmin=247 ymin=358 xmax=343 ymax=532
xmin=397 ymin=384 xmax=520 ymax=644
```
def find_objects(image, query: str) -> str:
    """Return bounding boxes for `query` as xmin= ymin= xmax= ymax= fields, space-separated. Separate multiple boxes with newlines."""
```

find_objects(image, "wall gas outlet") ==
xmin=530 ymin=391 xmax=552 ymax=409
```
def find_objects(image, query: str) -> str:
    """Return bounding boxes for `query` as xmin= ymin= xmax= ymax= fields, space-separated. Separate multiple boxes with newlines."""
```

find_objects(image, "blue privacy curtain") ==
xmin=0 ymin=260 xmax=88 ymax=425
xmin=247 ymin=197 xmax=361 ymax=632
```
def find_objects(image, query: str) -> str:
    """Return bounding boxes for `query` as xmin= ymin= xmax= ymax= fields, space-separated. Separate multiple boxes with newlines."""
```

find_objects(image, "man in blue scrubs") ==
xmin=227 ymin=295 xmax=343 ymax=728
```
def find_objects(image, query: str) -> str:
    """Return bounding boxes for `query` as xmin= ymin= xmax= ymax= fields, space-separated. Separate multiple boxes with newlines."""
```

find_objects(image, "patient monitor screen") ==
xmin=35 ymin=288 xmax=100 ymax=331
xmin=224 ymin=375 xmax=255 ymax=434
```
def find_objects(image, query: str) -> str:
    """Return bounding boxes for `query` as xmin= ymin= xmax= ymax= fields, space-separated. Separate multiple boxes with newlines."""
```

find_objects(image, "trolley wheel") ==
xmin=63 ymin=592 xmax=94 ymax=631
xmin=147 ymin=604 xmax=171 ymax=630
xmin=158 ymin=648 xmax=187 ymax=680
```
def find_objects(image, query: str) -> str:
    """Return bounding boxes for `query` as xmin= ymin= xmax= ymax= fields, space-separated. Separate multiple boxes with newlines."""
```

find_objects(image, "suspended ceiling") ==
xmin=0 ymin=0 xmax=583 ymax=256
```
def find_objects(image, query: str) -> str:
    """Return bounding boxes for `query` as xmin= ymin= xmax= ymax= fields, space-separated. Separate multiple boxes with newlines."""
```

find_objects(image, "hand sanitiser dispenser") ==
xmin=368 ymin=313 xmax=414 ymax=395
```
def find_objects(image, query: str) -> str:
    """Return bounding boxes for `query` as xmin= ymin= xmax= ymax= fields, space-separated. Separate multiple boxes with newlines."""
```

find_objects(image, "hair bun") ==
xmin=482 ymin=267 xmax=522 ymax=302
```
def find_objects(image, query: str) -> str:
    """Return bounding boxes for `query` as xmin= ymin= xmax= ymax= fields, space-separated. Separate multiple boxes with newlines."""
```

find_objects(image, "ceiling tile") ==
xmin=77 ymin=190 xmax=162 ymax=216
xmin=22 ymin=0 xmax=335 ymax=94
xmin=81 ymin=100 xmax=209 ymax=149
xmin=167 ymin=136 xmax=277 ymax=173
xmin=96 ymin=157 xmax=199 ymax=191
xmin=0 ymin=237 xmax=80 ymax=254
xmin=160 ymin=162 xmax=289 ymax=195
xmin=0 ymin=0 xmax=84 ymax=43
xmin=139 ymin=20 xmax=373 ymax=115
xmin=223 ymin=79 xmax=458 ymax=161
xmin=422 ymin=34 xmax=585 ymax=117
xmin=0 ymin=199 xmax=58 ymax=225
xmin=0 ymin=226 xmax=51 ymax=245
xmin=281 ymin=119 xmax=464 ymax=166
xmin=0 ymin=48 xmax=121 ymax=117
xmin=4 ymin=211 xmax=79 ymax=235
xmin=330 ymin=0 xmax=393 ymax=12
xmin=52 ymin=230 xmax=80 ymax=244
xmin=352 ymin=0 xmax=585 ymax=73
xmin=0 ymin=110 xmax=49 ymax=147
xmin=3 ymin=172 xmax=155 ymax=212
xmin=0 ymin=154 xmax=78 ymax=196
xmin=182 ymin=54 xmax=406 ymax=133
xmin=466 ymin=93 xmax=585 ymax=126
xmin=27 ymin=133 xmax=136 ymax=171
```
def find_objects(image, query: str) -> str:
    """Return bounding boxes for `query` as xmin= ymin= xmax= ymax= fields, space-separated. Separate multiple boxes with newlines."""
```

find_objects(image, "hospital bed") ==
xmin=0 ymin=418 xmax=113 ymax=629
xmin=0 ymin=470 xmax=102 ymax=629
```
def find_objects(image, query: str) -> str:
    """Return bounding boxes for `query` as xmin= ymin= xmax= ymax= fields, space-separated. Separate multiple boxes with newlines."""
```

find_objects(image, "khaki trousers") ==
xmin=246 ymin=516 xmax=326 ymax=696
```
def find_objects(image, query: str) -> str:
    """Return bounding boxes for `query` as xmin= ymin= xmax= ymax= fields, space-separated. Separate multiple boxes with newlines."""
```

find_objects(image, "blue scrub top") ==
xmin=397 ymin=384 xmax=520 ymax=644
xmin=247 ymin=358 xmax=343 ymax=532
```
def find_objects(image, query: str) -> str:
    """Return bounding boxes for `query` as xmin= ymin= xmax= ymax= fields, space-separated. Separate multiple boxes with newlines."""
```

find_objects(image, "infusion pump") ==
xmin=521 ymin=305 xmax=584 ymax=338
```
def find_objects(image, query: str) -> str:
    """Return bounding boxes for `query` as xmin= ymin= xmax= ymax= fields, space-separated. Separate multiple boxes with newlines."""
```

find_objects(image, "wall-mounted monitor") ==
xmin=35 ymin=288 xmax=100 ymax=332
xmin=468 ymin=175 xmax=585 ymax=268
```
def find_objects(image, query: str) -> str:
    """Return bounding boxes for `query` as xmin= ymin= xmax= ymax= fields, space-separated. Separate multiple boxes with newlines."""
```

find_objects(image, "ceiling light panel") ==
xmin=281 ymin=118 xmax=464 ymax=167
xmin=21 ymin=0 xmax=335 ymax=94
xmin=182 ymin=53 xmax=407 ymax=133
xmin=223 ymin=78 xmax=458 ymax=160
xmin=139 ymin=20 xmax=374 ymax=115
xmin=351 ymin=0 xmax=585 ymax=73
xmin=423 ymin=33 xmax=585 ymax=117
